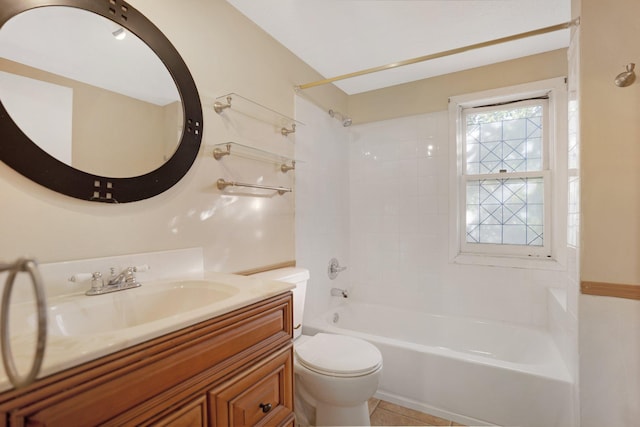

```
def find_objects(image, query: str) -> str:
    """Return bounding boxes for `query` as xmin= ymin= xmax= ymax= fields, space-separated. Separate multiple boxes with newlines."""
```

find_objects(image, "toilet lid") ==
xmin=295 ymin=333 xmax=382 ymax=377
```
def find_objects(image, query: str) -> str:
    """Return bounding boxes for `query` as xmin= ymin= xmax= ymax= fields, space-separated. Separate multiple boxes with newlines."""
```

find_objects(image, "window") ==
xmin=449 ymin=78 xmax=567 ymax=268
xmin=463 ymin=99 xmax=550 ymax=256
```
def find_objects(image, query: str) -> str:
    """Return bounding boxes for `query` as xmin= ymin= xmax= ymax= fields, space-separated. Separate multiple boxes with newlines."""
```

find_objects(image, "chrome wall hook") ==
xmin=281 ymin=161 xmax=295 ymax=173
xmin=213 ymin=143 xmax=231 ymax=160
xmin=614 ymin=63 xmax=636 ymax=87
xmin=214 ymin=96 xmax=232 ymax=113
xmin=281 ymin=124 xmax=296 ymax=136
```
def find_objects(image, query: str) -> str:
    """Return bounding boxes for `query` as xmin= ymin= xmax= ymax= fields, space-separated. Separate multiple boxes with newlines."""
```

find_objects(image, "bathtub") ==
xmin=303 ymin=302 xmax=573 ymax=427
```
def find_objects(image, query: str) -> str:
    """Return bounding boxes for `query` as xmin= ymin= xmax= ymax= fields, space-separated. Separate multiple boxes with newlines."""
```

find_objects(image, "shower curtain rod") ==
xmin=294 ymin=19 xmax=579 ymax=91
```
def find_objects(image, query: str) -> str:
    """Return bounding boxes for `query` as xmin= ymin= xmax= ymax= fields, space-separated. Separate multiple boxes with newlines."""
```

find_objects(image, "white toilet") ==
xmin=251 ymin=267 xmax=382 ymax=426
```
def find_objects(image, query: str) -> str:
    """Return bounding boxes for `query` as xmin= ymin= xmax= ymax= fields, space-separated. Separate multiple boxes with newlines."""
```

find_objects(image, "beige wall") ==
xmin=349 ymin=49 xmax=568 ymax=123
xmin=579 ymin=0 xmax=640 ymax=285
xmin=0 ymin=0 xmax=346 ymax=271
xmin=578 ymin=0 xmax=640 ymax=424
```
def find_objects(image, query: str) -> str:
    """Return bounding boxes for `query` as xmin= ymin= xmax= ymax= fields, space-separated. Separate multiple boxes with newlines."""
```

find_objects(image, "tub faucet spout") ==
xmin=331 ymin=287 xmax=349 ymax=298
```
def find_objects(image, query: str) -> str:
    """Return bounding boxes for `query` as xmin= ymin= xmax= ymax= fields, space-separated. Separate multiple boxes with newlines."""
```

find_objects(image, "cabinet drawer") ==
xmin=209 ymin=346 xmax=293 ymax=427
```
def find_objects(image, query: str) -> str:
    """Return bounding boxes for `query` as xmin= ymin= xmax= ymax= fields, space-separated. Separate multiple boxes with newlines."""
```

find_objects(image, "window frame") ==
xmin=448 ymin=78 xmax=568 ymax=270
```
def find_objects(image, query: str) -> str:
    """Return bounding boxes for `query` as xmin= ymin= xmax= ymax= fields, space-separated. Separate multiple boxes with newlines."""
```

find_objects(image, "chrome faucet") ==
xmin=331 ymin=287 xmax=349 ymax=298
xmin=107 ymin=266 xmax=138 ymax=287
xmin=69 ymin=264 xmax=149 ymax=296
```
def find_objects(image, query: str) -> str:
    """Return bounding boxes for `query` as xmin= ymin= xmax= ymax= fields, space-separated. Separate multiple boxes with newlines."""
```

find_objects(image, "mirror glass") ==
xmin=0 ymin=6 xmax=183 ymax=178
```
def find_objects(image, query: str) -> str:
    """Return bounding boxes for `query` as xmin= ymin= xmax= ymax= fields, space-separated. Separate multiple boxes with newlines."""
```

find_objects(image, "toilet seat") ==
xmin=294 ymin=333 xmax=382 ymax=378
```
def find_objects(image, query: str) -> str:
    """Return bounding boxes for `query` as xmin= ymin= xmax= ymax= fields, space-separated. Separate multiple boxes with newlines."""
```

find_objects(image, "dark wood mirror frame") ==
xmin=0 ymin=0 xmax=203 ymax=203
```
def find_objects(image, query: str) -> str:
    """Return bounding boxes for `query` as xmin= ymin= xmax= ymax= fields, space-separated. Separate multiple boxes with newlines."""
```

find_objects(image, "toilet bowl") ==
xmin=294 ymin=333 xmax=382 ymax=426
xmin=250 ymin=268 xmax=383 ymax=426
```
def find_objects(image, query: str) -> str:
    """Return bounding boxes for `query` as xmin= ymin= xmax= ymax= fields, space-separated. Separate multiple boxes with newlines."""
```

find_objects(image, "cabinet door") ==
xmin=151 ymin=397 xmax=207 ymax=427
xmin=209 ymin=347 xmax=293 ymax=427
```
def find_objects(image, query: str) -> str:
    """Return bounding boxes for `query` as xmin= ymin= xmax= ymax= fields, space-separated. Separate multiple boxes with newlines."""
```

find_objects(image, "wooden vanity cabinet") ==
xmin=0 ymin=292 xmax=294 ymax=427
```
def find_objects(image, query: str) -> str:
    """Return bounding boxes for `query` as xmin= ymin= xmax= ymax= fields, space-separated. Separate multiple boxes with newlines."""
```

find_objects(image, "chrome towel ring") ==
xmin=0 ymin=258 xmax=47 ymax=389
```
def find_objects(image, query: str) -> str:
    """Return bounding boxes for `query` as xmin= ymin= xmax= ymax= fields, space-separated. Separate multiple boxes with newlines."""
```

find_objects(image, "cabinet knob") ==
xmin=259 ymin=402 xmax=273 ymax=413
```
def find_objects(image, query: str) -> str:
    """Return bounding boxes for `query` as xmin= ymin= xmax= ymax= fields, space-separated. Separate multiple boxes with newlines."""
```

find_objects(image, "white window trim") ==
xmin=448 ymin=77 xmax=568 ymax=270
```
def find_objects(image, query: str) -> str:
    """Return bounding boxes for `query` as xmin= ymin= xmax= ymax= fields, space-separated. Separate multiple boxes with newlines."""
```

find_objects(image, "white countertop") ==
xmin=1 ymin=271 xmax=293 ymax=392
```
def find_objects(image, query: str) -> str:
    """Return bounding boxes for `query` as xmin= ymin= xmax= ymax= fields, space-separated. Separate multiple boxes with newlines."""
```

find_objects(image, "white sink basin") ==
xmin=43 ymin=280 xmax=239 ymax=336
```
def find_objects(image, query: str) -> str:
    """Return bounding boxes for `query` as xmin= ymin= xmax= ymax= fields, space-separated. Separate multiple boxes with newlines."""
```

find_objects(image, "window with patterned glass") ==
xmin=461 ymin=98 xmax=551 ymax=257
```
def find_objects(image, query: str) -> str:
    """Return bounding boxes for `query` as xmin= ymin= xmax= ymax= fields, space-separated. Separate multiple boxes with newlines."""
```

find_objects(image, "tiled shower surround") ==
xmin=348 ymin=111 xmax=568 ymax=327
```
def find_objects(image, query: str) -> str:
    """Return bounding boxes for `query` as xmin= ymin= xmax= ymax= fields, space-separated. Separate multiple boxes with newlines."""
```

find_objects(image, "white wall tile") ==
xmin=345 ymin=111 xmax=568 ymax=328
xmin=295 ymin=95 xmax=350 ymax=320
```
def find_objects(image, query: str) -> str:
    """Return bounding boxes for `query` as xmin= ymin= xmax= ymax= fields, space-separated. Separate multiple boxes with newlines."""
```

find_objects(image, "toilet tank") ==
xmin=250 ymin=267 xmax=309 ymax=339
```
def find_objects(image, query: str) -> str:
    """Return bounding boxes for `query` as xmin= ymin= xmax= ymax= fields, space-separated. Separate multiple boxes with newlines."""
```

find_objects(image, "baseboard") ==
xmin=374 ymin=389 xmax=494 ymax=426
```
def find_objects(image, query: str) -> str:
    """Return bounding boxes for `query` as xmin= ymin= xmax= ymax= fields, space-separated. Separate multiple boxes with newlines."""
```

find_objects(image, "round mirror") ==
xmin=0 ymin=0 xmax=202 ymax=202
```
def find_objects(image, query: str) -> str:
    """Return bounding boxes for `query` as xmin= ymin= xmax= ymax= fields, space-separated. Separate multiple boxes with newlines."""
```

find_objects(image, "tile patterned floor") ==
xmin=368 ymin=398 xmax=466 ymax=426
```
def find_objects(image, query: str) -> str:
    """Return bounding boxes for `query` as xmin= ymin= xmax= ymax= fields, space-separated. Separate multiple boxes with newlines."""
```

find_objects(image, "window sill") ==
xmin=452 ymin=253 xmax=565 ymax=271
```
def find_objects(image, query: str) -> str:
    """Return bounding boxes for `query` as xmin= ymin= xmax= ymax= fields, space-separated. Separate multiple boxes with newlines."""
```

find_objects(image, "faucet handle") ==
xmin=110 ymin=264 xmax=150 ymax=276
xmin=89 ymin=272 xmax=104 ymax=291
xmin=328 ymin=258 xmax=347 ymax=279
xmin=69 ymin=272 xmax=94 ymax=283
xmin=69 ymin=272 xmax=104 ymax=292
xmin=69 ymin=272 xmax=102 ymax=283
xmin=133 ymin=264 xmax=150 ymax=273
xmin=130 ymin=264 xmax=149 ymax=284
xmin=123 ymin=265 xmax=150 ymax=285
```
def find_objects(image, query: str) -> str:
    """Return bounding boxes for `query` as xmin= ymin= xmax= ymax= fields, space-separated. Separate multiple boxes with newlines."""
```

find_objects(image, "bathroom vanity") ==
xmin=0 ymin=283 xmax=294 ymax=426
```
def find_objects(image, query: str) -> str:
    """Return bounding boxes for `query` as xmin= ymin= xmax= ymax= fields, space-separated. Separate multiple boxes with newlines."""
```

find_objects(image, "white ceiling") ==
xmin=226 ymin=0 xmax=571 ymax=95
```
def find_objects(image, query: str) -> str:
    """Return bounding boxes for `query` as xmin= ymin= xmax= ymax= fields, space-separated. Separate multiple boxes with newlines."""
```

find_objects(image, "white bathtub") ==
xmin=303 ymin=302 xmax=573 ymax=427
